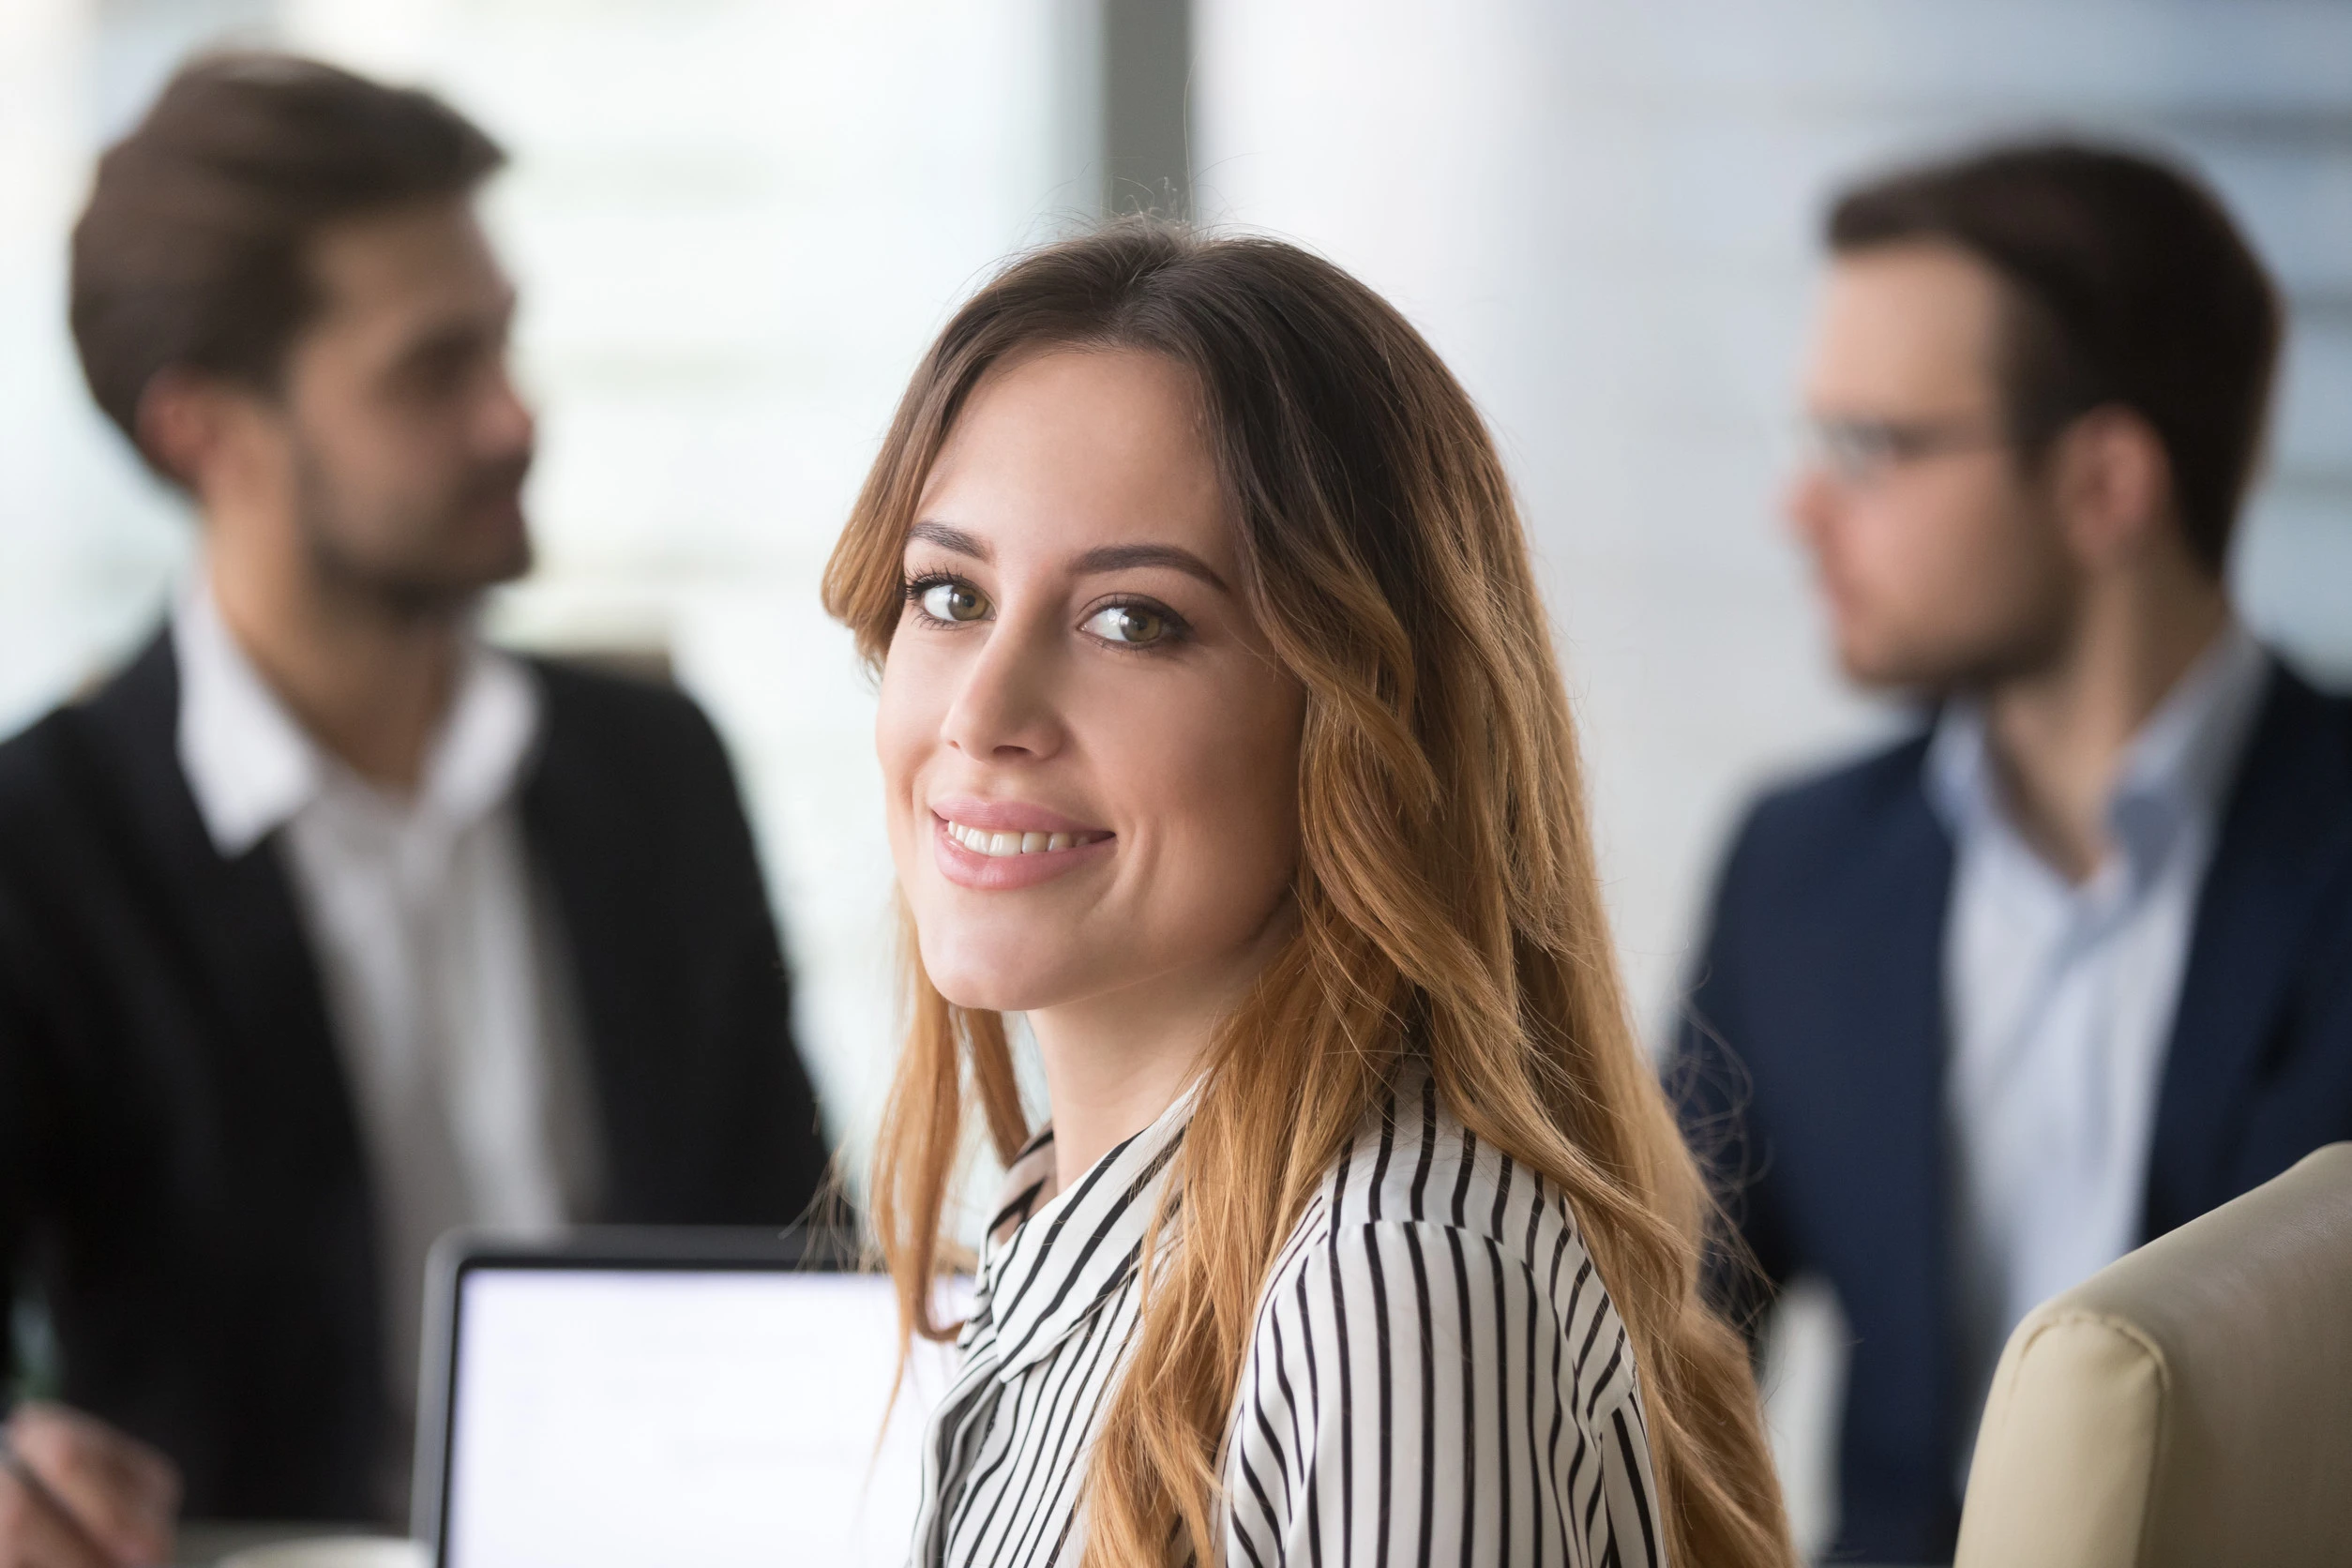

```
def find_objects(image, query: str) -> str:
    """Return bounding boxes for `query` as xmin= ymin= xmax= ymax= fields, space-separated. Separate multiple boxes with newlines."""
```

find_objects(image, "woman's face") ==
xmin=877 ymin=347 xmax=1305 ymax=1022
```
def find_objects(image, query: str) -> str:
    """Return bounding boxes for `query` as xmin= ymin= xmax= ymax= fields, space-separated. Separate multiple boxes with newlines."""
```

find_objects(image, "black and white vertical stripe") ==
xmin=905 ymin=1087 xmax=1191 ymax=1568
xmin=1224 ymin=1063 xmax=1664 ymax=1568
xmin=908 ymin=1063 xmax=1666 ymax=1568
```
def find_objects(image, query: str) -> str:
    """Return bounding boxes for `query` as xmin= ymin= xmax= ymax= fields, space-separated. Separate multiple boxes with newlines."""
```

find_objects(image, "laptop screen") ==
xmin=434 ymin=1262 xmax=957 ymax=1568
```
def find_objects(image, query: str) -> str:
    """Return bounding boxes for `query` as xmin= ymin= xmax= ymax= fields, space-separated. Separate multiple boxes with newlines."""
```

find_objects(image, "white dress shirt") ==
xmin=173 ymin=579 xmax=600 ymax=1435
xmin=914 ymin=1060 xmax=1663 ymax=1567
xmin=1928 ymin=621 xmax=2270 ymax=1441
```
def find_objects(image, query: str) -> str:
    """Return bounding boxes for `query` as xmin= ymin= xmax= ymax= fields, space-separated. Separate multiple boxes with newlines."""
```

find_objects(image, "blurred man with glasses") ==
xmin=1675 ymin=142 xmax=2352 ymax=1562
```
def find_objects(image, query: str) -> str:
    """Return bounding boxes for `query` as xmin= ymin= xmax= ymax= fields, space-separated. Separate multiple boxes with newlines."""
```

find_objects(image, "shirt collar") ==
xmin=173 ymin=573 xmax=543 ymax=859
xmin=2110 ymin=618 xmax=2269 ymax=844
xmin=1925 ymin=619 xmax=2272 ymax=883
xmin=1923 ymin=699 xmax=1998 ymax=842
xmin=971 ymin=1080 xmax=1198 ymax=1381
xmin=424 ymin=633 xmax=544 ymax=830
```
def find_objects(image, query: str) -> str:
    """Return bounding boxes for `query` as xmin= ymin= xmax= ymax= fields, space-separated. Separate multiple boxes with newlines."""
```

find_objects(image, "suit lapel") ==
xmin=1840 ymin=767 xmax=1956 ymax=1445
xmin=68 ymin=632 xmax=372 ymax=1204
xmin=517 ymin=665 xmax=656 ymax=1219
xmin=2144 ymin=663 xmax=2352 ymax=1238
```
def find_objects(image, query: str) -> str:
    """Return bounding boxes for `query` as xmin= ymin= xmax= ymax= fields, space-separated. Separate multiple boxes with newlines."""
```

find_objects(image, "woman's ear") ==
xmin=2049 ymin=404 xmax=2176 ymax=571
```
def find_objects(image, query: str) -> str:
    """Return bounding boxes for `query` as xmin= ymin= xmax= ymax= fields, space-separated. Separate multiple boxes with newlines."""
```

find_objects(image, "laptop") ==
xmin=413 ymin=1228 xmax=959 ymax=1568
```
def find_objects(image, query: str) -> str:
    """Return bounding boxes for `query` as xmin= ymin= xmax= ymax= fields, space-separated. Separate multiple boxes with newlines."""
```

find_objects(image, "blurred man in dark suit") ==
xmin=1676 ymin=142 xmax=2352 ymax=1563
xmin=0 ymin=53 xmax=832 ymax=1562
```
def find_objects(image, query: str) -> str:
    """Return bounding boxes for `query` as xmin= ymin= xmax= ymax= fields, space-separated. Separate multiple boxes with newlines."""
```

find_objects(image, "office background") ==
xmin=4 ymin=0 xmax=2347 ymax=1551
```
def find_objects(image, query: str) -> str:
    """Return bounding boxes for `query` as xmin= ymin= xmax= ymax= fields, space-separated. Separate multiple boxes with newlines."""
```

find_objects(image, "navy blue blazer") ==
xmin=1673 ymin=657 xmax=2352 ymax=1564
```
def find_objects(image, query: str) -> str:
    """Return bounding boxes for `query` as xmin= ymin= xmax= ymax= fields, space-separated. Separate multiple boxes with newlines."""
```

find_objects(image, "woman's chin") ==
xmin=917 ymin=934 xmax=1074 ymax=1016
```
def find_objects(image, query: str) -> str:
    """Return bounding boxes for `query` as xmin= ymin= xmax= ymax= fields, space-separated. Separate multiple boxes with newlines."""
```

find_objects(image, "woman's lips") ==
xmin=930 ymin=807 xmax=1114 ymax=891
xmin=928 ymin=796 xmax=1106 ymax=836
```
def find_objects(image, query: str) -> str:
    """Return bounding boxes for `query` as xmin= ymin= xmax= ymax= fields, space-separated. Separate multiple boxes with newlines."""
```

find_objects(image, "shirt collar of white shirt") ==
xmin=972 ymin=1078 xmax=1200 ymax=1381
xmin=173 ymin=574 xmax=543 ymax=858
xmin=1924 ymin=619 xmax=2272 ymax=895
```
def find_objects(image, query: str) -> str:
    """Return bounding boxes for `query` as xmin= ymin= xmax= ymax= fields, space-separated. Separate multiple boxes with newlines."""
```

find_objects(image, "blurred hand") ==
xmin=0 ymin=1403 xmax=179 ymax=1567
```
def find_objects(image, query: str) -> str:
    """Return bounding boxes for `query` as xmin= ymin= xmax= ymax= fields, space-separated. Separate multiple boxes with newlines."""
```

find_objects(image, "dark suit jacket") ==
xmin=0 ymin=630 xmax=833 ymax=1521
xmin=1674 ymin=657 xmax=2352 ymax=1564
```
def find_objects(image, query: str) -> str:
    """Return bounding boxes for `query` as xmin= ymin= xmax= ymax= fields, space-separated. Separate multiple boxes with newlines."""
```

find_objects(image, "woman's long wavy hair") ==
xmin=823 ymin=221 xmax=1793 ymax=1568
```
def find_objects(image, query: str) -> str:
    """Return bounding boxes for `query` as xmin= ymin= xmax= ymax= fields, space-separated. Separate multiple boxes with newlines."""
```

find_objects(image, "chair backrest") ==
xmin=1954 ymin=1142 xmax=2352 ymax=1568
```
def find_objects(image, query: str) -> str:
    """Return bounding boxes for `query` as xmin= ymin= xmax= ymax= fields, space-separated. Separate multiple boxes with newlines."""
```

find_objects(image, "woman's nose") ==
xmin=939 ymin=618 xmax=1066 ymax=761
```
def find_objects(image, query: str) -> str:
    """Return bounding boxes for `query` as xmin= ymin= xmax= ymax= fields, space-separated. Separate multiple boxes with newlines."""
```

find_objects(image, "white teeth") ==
xmin=944 ymin=820 xmax=1104 ymax=857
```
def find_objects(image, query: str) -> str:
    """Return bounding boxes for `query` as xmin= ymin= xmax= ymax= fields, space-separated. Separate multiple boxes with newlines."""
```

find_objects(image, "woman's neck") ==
xmin=1026 ymin=908 xmax=1296 ymax=1194
xmin=1028 ymin=1006 xmax=1204 ymax=1199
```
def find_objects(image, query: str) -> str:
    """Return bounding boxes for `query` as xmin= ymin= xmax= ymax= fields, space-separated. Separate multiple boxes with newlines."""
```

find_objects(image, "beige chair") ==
xmin=1953 ymin=1142 xmax=2352 ymax=1567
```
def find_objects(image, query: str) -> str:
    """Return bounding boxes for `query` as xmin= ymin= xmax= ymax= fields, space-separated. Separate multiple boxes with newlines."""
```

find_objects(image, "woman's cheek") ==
xmin=874 ymin=650 xmax=938 ymax=867
xmin=1157 ymin=672 xmax=1302 ymax=903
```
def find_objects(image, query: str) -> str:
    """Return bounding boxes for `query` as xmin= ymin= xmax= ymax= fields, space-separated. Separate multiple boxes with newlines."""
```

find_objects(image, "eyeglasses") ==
xmin=1797 ymin=415 xmax=2012 ymax=487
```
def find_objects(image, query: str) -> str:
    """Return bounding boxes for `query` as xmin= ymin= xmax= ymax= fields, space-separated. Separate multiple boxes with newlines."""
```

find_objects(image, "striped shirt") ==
xmin=907 ymin=1062 xmax=1666 ymax=1567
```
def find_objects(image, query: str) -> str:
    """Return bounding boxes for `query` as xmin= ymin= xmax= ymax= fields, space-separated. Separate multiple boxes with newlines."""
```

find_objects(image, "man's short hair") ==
xmin=70 ymin=52 xmax=505 ymax=474
xmin=1828 ymin=141 xmax=2282 ymax=578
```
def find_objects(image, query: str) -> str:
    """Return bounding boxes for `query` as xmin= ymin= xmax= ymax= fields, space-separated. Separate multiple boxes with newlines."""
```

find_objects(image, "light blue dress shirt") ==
xmin=1926 ymin=621 xmax=2272 ymax=1452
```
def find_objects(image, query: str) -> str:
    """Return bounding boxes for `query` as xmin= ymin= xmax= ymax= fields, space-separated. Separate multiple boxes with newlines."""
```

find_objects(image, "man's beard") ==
xmin=291 ymin=437 xmax=534 ymax=622
xmin=1853 ymin=496 xmax=2086 ymax=702
xmin=1907 ymin=602 xmax=2078 ymax=701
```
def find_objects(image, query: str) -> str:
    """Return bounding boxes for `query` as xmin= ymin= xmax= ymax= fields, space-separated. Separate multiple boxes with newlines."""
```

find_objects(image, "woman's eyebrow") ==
xmin=906 ymin=520 xmax=988 ymax=560
xmin=1073 ymin=543 xmax=1229 ymax=592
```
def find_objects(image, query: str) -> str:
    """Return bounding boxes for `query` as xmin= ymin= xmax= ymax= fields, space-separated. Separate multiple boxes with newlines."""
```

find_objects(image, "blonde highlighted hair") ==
xmin=823 ymin=221 xmax=1793 ymax=1568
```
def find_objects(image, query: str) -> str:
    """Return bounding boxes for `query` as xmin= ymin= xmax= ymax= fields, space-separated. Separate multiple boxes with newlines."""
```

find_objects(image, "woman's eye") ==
xmin=1083 ymin=604 xmax=1170 ymax=645
xmin=919 ymin=580 xmax=990 ymax=623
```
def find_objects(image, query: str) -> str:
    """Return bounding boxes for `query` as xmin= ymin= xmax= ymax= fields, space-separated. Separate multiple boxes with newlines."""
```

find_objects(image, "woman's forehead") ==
xmin=911 ymin=347 xmax=1233 ymax=572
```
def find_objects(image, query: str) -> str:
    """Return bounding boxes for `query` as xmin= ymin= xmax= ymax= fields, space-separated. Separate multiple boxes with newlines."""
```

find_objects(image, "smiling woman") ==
xmin=876 ymin=344 xmax=1304 ymax=1140
xmin=822 ymin=221 xmax=1795 ymax=1568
